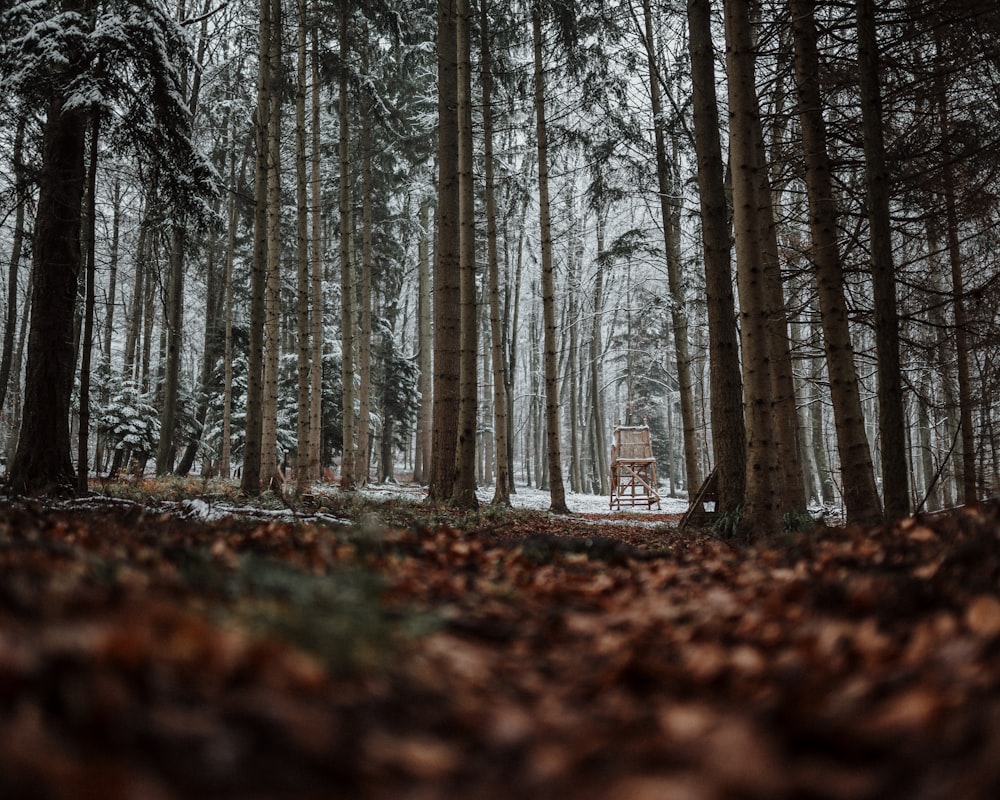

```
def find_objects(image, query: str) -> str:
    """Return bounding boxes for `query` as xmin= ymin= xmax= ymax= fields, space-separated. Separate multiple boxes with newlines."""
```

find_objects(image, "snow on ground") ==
xmin=357 ymin=481 xmax=690 ymax=523
xmin=56 ymin=480 xmax=688 ymax=527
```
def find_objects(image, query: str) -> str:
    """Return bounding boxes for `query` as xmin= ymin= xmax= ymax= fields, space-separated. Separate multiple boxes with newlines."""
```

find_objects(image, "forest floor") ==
xmin=2 ymin=479 xmax=1000 ymax=799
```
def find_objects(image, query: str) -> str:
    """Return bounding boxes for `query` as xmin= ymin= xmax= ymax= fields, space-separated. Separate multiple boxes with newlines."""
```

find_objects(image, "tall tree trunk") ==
xmin=414 ymin=198 xmax=433 ymax=484
xmin=565 ymin=217 xmax=581 ymax=494
xmin=123 ymin=207 xmax=149 ymax=382
xmin=308 ymin=10 xmax=324 ymax=481
xmin=5 ymin=274 xmax=31 ymax=468
xmin=77 ymin=112 xmax=99 ymax=493
xmin=0 ymin=114 xmax=28 ymax=416
xmin=591 ymin=211 xmax=609 ymax=496
xmin=242 ymin=0 xmax=273 ymax=494
xmin=724 ymin=0 xmax=781 ymax=537
xmin=260 ymin=0 xmax=283 ymax=490
xmin=140 ymin=240 xmax=156 ymax=395
xmin=177 ymin=211 xmax=225 ymax=477
xmin=9 ymin=91 xmax=88 ymax=493
xmin=752 ymin=86 xmax=805 ymax=516
xmin=429 ymin=0 xmax=461 ymax=501
xmin=94 ymin=175 xmax=121 ymax=473
xmin=934 ymin=42 xmax=976 ymax=506
xmin=356 ymin=70 xmax=374 ymax=486
xmin=451 ymin=0 xmax=479 ymax=509
xmin=856 ymin=0 xmax=908 ymax=519
xmin=482 ymin=2 xmax=510 ymax=505
xmin=294 ymin=0 xmax=312 ymax=494
xmin=220 ymin=149 xmax=242 ymax=479
xmin=532 ymin=3 xmax=568 ymax=513
xmin=642 ymin=0 xmax=700 ymax=495
xmin=505 ymin=201 xmax=526 ymax=494
xmin=338 ymin=0 xmax=357 ymax=490
xmin=687 ymin=0 xmax=745 ymax=513
xmin=155 ymin=224 xmax=185 ymax=475
xmin=790 ymin=0 xmax=881 ymax=524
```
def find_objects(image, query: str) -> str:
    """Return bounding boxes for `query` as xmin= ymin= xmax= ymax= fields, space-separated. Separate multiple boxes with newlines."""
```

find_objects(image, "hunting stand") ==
xmin=609 ymin=421 xmax=661 ymax=510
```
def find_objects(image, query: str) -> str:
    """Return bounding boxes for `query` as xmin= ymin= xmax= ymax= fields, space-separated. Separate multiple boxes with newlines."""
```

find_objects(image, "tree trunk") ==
xmin=338 ymin=1 xmax=357 ymax=491
xmin=429 ymin=0 xmax=461 ymax=502
xmin=294 ymin=0 xmax=312 ymax=494
xmin=414 ymin=199 xmax=433 ymax=484
xmin=123 ymin=207 xmax=149 ymax=382
xmin=308 ymin=10 xmax=324 ymax=482
xmin=482 ymin=2 xmax=510 ymax=506
xmin=934 ymin=44 xmax=976 ymax=506
xmin=591 ymin=211 xmax=609 ymax=496
xmin=220 ymin=148 xmax=242 ymax=479
xmin=77 ymin=112 xmax=99 ymax=493
xmin=9 ymin=91 xmax=88 ymax=494
xmin=532 ymin=3 xmax=568 ymax=513
xmin=565 ymin=219 xmax=581 ymax=494
xmin=505 ymin=201 xmax=527 ymax=494
xmin=5 ymin=275 xmax=31 ymax=468
xmin=140 ymin=239 xmax=156 ymax=395
xmin=723 ymin=0 xmax=781 ymax=537
xmin=0 ymin=114 xmax=28 ymax=417
xmin=176 ymin=194 xmax=224 ymax=477
xmin=450 ymin=0 xmax=479 ymax=509
xmin=155 ymin=223 xmax=185 ymax=475
xmin=94 ymin=175 xmax=121 ymax=473
xmin=752 ymin=95 xmax=805 ymax=517
xmin=260 ymin=0 xmax=283 ymax=491
xmin=642 ymin=0 xmax=700 ymax=495
xmin=356 ymin=69 xmax=374 ymax=486
xmin=242 ymin=0 xmax=272 ymax=494
xmin=790 ymin=0 xmax=881 ymax=524
xmin=687 ymin=0 xmax=745 ymax=513
xmin=856 ymin=0 xmax=908 ymax=519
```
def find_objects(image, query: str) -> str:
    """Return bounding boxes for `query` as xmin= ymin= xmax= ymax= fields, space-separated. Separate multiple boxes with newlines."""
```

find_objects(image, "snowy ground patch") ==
xmin=354 ymin=481 xmax=690 ymax=519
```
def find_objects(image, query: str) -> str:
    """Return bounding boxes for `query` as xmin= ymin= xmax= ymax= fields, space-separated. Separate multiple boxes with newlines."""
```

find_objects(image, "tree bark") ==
xmin=294 ymin=0 xmax=312 ymax=494
xmin=856 ymin=0 xmax=909 ymax=519
xmin=934 ymin=40 xmax=977 ymax=506
xmin=642 ymin=0 xmax=700 ymax=495
xmin=451 ymin=0 xmax=479 ymax=509
xmin=308 ymin=10 xmax=324 ymax=482
xmin=414 ymin=199 xmax=433 ymax=485
xmin=532 ymin=3 xmax=568 ymax=514
xmin=790 ymin=0 xmax=882 ymax=524
xmin=260 ymin=0 xmax=283 ymax=491
xmin=591 ymin=211 xmax=609 ymax=496
xmin=175 ymin=191 xmax=224 ymax=477
xmin=429 ymin=0 xmax=461 ymax=502
xmin=155 ymin=224 xmax=185 ymax=475
xmin=77 ymin=112 xmax=100 ymax=493
xmin=0 ymin=114 xmax=27 ymax=417
xmin=94 ymin=175 xmax=121 ymax=474
xmin=242 ymin=0 xmax=272 ymax=494
xmin=723 ymin=0 xmax=781 ymax=537
xmin=356 ymin=63 xmax=374 ymax=486
xmin=220 ymin=145 xmax=242 ymax=479
xmin=481 ymin=2 xmax=510 ymax=506
xmin=9 ymin=91 xmax=88 ymax=494
xmin=687 ymin=0 xmax=745 ymax=513
xmin=338 ymin=1 xmax=357 ymax=491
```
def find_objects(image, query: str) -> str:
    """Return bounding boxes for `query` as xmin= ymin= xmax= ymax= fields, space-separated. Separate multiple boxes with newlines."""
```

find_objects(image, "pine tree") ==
xmin=2 ymin=0 xmax=214 ymax=494
xmin=789 ymin=0 xmax=881 ymax=524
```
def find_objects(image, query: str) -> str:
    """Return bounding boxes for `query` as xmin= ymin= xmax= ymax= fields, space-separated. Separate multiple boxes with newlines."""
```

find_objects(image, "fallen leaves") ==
xmin=2 ymin=498 xmax=1000 ymax=799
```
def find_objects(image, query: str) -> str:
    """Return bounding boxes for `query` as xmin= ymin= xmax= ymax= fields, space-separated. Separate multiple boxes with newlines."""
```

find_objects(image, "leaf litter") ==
xmin=2 ymin=495 xmax=1000 ymax=799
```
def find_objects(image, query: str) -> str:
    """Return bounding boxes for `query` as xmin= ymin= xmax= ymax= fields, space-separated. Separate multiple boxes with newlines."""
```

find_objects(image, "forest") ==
xmin=0 ymin=0 xmax=997 ymax=529
xmin=3 ymin=0 xmax=1000 ymax=797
